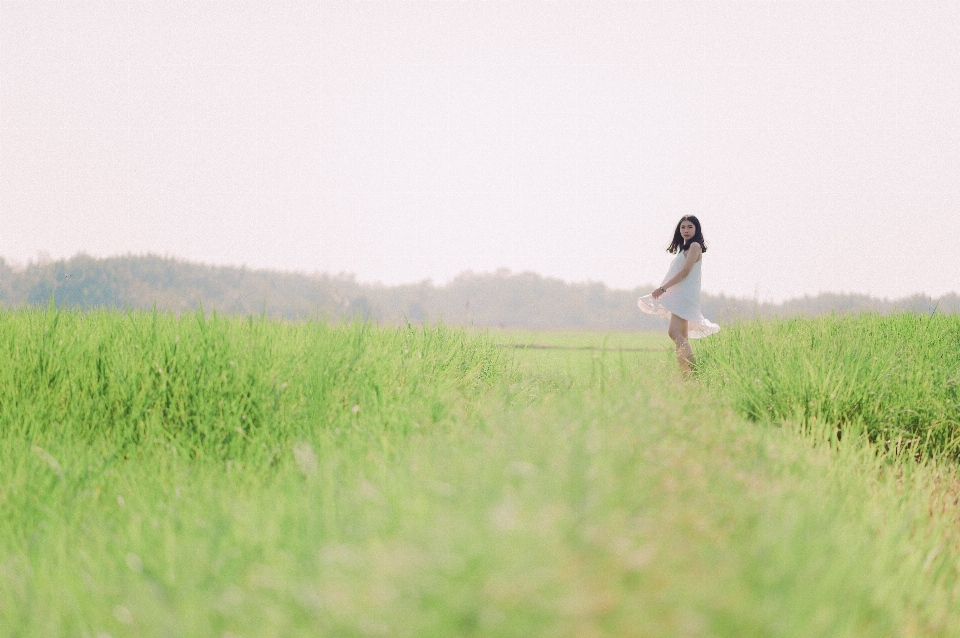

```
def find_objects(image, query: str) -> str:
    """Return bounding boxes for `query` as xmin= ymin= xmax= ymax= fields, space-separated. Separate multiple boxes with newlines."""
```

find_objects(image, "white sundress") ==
xmin=637 ymin=248 xmax=720 ymax=338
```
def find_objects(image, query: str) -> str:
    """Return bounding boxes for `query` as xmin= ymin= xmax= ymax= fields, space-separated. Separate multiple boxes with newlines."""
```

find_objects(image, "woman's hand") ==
xmin=652 ymin=287 xmax=665 ymax=300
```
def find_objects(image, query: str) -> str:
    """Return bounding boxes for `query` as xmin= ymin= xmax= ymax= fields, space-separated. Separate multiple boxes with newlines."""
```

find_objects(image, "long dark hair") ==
xmin=667 ymin=215 xmax=708 ymax=254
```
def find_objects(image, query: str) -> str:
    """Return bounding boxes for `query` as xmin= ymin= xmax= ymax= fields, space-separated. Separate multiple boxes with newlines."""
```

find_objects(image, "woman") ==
xmin=637 ymin=215 xmax=720 ymax=373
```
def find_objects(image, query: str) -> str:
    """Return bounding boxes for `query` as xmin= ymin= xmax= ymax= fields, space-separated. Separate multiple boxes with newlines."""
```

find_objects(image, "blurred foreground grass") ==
xmin=3 ymin=309 xmax=960 ymax=636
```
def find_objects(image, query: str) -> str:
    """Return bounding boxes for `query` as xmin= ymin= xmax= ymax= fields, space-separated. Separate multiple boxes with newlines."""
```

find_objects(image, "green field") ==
xmin=3 ymin=309 xmax=960 ymax=636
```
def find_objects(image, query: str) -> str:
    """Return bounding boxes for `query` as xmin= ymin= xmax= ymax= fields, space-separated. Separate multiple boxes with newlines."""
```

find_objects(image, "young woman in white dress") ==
xmin=637 ymin=215 xmax=720 ymax=373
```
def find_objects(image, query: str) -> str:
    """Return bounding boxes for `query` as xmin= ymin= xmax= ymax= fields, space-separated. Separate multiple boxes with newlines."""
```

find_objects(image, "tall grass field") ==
xmin=696 ymin=314 xmax=960 ymax=458
xmin=3 ymin=308 xmax=960 ymax=636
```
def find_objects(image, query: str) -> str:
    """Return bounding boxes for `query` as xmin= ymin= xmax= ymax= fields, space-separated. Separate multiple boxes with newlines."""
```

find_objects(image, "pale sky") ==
xmin=2 ymin=1 xmax=959 ymax=302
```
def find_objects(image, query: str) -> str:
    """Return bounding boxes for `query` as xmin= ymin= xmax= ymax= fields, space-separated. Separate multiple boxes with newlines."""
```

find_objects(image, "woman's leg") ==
xmin=668 ymin=314 xmax=695 ymax=373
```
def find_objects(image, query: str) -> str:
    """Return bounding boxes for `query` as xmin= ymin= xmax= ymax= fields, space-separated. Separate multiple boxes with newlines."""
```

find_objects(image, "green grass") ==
xmin=480 ymin=327 xmax=671 ymax=351
xmin=0 ymin=307 xmax=510 ymax=458
xmin=695 ymin=313 xmax=960 ymax=459
xmin=4 ymin=309 xmax=960 ymax=636
xmin=478 ymin=328 xmax=671 ymax=395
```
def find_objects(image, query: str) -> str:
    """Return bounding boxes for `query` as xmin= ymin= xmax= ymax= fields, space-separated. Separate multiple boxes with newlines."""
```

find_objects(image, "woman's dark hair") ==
xmin=667 ymin=215 xmax=708 ymax=254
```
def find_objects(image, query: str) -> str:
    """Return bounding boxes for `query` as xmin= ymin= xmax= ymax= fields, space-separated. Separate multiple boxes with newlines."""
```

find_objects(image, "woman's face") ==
xmin=679 ymin=220 xmax=696 ymax=241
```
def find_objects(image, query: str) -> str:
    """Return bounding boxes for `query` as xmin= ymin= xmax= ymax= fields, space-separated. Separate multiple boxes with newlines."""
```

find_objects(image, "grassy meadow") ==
xmin=696 ymin=314 xmax=960 ymax=459
xmin=3 ymin=309 xmax=960 ymax=636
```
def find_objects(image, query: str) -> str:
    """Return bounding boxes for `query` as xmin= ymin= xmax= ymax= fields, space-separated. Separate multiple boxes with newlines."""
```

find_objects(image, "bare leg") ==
xmin=668 ymin=314 xmax=695 ymax=374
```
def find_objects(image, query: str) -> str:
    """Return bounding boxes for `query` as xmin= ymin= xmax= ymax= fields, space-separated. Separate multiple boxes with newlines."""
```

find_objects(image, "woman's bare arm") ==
xmin=652 ymin=243 xmax=702 ymax=299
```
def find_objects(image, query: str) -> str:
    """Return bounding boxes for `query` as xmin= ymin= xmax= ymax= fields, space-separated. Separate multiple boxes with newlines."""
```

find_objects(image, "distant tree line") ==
xmin=1 ymin=254 xmax=957 ymax=329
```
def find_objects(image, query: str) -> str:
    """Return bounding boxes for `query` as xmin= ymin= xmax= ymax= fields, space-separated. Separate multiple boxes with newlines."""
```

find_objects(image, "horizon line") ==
xmin=2 ymin=251 xmax=955 ymax=306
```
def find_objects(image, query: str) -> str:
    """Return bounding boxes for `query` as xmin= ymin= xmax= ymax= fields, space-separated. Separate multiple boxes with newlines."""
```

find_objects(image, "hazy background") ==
xmin=2 ymin=1 xmax=958 ymax=302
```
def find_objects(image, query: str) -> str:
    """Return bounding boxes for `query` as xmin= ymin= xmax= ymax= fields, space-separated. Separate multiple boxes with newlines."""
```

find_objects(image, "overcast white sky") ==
xmin=2 ymin=1 xmax=959 ymax=301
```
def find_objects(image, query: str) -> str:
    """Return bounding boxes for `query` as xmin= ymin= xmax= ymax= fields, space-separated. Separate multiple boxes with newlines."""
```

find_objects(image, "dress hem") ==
xmin=637 ymin=295 xmax=720 ymax=338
